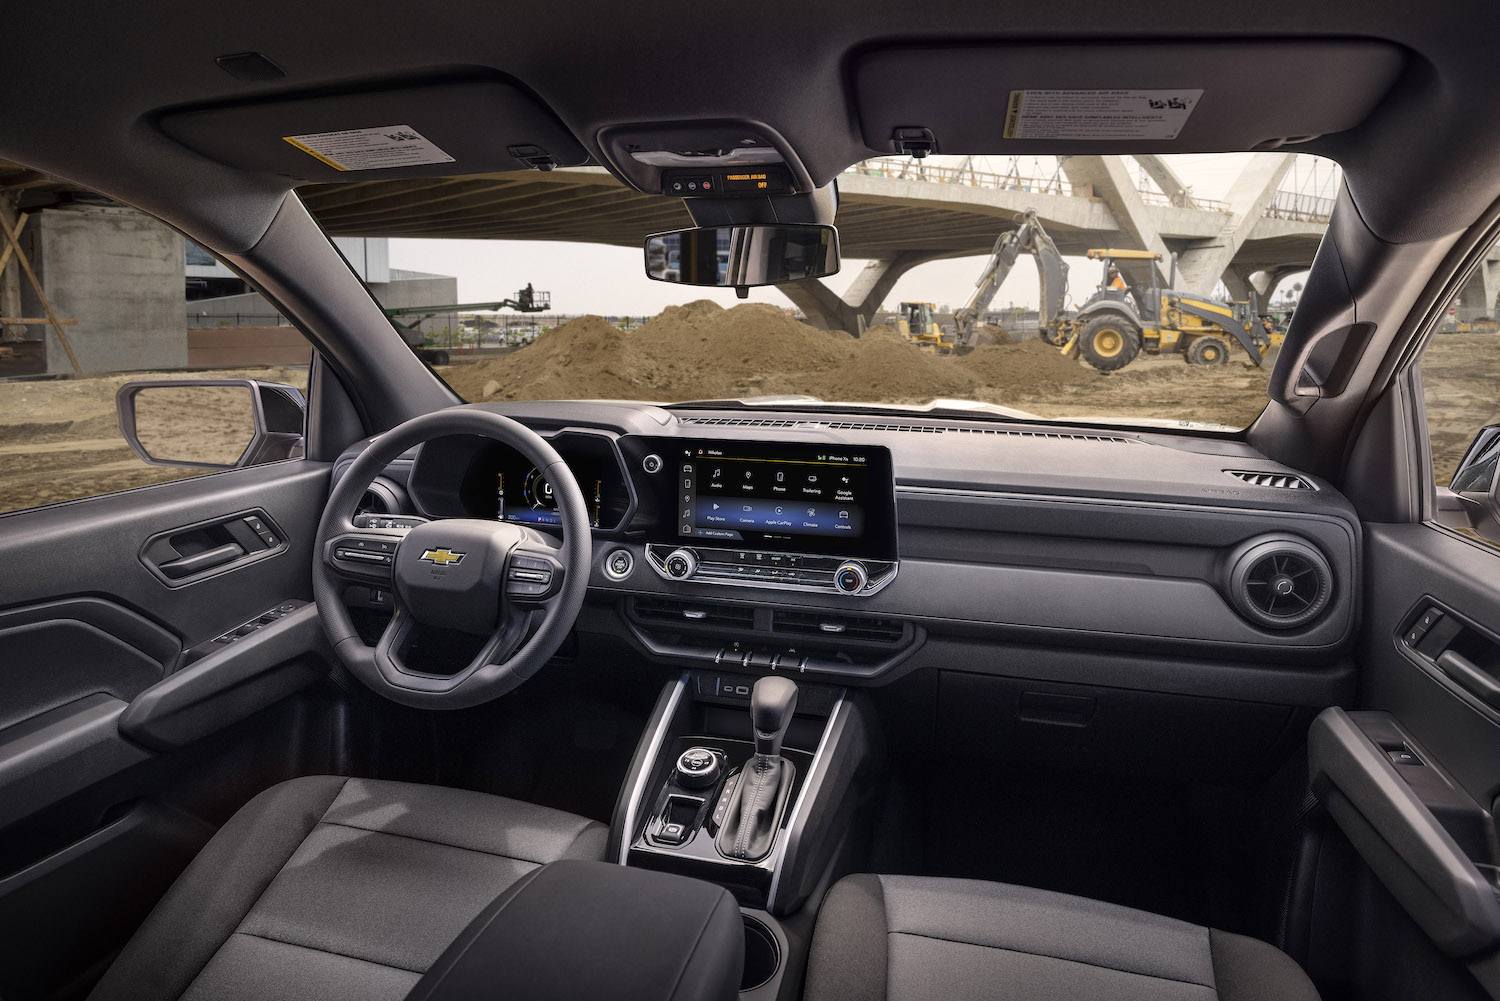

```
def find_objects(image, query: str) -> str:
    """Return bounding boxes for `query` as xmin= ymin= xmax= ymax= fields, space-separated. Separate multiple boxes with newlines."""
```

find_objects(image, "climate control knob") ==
xmin=834 ymin=561 xmax=869 ymax=594
xmin=663 ymin=548 xmax=699 ymax=580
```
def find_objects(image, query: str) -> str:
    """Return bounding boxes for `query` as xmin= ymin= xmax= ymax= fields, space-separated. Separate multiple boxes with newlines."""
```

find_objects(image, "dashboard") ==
xmin=335 ymin=400 xmax=1363 ymax=712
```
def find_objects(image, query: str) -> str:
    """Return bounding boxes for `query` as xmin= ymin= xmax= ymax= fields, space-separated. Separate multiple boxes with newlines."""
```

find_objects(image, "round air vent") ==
xmin=1226 ymin=536 xmax=1333 ymax=630
xmin=357 ymin=476 xmax=407 ymax=517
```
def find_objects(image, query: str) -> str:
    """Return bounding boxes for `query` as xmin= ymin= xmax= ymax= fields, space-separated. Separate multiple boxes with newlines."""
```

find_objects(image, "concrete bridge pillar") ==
xmin=1175 ymin=153 xmax=1294 ymax=296
xmin=781 ymin=250 xmax=943 ymax=335
xmin=1060 ymin=156 xmax=1172 ymax=287
xmin=18 ymin=203 xmax=185 ymax=373
xmin=1456 ymin=259 xmax=1500 ymax=322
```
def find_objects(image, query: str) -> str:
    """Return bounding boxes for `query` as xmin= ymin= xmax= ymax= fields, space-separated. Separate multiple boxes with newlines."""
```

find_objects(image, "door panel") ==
xmin=1312 ymin=522 xmax=1500 ymax=1000
xmin=0 ymin=457 xmax=336 ymax=1000
xmin=1362 ymin=524 xmax=1500 ymax=801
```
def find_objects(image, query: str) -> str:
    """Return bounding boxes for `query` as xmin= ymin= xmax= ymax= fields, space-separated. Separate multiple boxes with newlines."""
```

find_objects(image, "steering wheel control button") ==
xmin=605 ymin=549 xmax=634 ymax=580
xmin=834 ymin=561 xmax=869 ymax=594
xmin=664 ymin=548 xmax=698 ymax=580
xmin=505 ymin=553 xmax=562 ymax=601
xmin=642 ymin=453 xmax=664 ymax=474
xmin=676 ymin=747 xmax=721 ymax=788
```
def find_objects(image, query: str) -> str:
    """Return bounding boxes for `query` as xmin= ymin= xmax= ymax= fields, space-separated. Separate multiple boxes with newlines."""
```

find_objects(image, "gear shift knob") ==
xmin=751 ymin=676 xmax=798 ymax=759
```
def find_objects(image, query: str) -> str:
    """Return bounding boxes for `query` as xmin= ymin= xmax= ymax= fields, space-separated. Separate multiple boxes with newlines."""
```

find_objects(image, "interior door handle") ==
xmin=158 ymin=542 xmax=245 ymax=579
xmin=1436 ymin=650 xmax=1500 ymax=710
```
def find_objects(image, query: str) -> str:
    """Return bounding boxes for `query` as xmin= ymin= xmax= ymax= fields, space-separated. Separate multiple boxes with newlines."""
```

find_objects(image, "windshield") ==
xmin=313 ymin=152 xmax=1342 ymax=428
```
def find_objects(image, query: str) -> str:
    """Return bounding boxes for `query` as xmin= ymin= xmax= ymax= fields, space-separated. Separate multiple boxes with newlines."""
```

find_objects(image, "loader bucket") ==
xmin=1258 ymin=344 xmax=1281 ymax=370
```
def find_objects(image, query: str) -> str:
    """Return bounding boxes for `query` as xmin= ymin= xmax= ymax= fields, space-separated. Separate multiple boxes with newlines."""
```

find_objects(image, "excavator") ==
xmin=946 ymin=211 xmax=1281 ymax=371
xmin=383 ymin=287 xmax=550 ymax=365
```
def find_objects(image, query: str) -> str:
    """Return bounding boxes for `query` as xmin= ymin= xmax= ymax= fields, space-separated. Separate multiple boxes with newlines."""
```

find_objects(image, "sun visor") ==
xmin=852 ymin=41 xmax=1406 ymax=155
xmin=157 ymin=76 xmax=588 ymax=182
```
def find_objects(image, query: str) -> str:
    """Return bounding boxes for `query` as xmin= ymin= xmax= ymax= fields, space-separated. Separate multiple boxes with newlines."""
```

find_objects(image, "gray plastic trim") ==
xmin=1309 ymin=706 xmax=1500 ymax=957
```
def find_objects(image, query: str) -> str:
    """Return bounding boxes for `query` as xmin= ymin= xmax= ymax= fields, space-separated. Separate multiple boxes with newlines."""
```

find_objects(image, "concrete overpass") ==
xmin=299 ymin=154 xmax=1331 ymax=333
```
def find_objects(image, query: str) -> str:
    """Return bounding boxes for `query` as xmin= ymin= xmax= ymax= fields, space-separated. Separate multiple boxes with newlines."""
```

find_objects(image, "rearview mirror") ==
xmin=116 ymin=379 xmax=305 ymax=470
xmin=644 ymin=224 xmax=839 ymax=288
xmin=1436 ymin=424 xmax=1500 ymax=542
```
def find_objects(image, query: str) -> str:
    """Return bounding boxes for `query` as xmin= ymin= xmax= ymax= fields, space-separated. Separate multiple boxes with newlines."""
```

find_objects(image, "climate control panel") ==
xmin=644 ymin=544 xmax=896 ymax=596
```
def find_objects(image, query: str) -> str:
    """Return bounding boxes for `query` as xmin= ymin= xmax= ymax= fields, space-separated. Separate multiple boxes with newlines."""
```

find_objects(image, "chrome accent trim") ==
xmin=643 ymin=544 xmax=898 ymax=596
xmin=766 ymin=691 xmax=846 ymax=910
xmin=617 ymin=673 xmax=687 ymax=864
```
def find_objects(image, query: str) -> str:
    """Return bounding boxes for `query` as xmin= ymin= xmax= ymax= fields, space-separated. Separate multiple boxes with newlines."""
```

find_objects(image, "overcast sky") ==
xmin=388 ymin=154 xmax=1333 ymax=316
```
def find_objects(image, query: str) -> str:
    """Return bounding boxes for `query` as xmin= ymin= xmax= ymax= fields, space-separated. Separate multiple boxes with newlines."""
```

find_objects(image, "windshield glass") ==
xmin=310 ymin=152 xmax=1342 ymax=429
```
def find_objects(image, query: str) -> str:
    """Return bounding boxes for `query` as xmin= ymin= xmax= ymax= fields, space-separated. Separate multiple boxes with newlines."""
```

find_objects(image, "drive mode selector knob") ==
xmin=676 ymin=747 xmax=720 ymax=788
xmin=834 ymin=561 xmax=869 ymax=594
xmin=664 ymin=548 xmax=698 ymax=580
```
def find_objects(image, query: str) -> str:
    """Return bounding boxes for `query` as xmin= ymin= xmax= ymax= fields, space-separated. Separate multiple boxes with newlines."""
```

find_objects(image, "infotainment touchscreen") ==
xmin=668 ymin=440 xmax=896 ymax=559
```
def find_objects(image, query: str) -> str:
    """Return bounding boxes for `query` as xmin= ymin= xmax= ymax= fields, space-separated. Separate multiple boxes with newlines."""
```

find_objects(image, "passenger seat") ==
xmin=806 ymin=875 xmax=1318 ymax=1000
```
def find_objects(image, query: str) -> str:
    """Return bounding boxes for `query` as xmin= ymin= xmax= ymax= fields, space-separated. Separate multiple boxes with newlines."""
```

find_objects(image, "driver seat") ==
xmin=87 ymin=776 xmax=608 ymax=1001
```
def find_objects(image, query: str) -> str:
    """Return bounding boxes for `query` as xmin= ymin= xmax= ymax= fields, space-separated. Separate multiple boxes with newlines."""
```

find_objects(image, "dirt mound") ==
xmin=444 ymin=307 xmax=1106 ymax=406
xmin=967 ymin=339 xmax=1093 ymax=392
xmin=968 ymin=323 xmax=1013 ymax=347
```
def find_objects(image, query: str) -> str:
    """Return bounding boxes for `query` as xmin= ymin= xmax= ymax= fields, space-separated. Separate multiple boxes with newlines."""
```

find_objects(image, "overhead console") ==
xmin=640 ymin=439 xmax=898 ymax=596
xmin=852 ymin=40 xmax=1406 ymax=155
xmin=596 ymin=121 xmax=818 ymax=198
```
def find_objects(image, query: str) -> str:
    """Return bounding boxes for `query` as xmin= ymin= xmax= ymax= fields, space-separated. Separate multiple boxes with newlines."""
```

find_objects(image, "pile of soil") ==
xmin=444 ymin=303 xmax=1096 ymax=406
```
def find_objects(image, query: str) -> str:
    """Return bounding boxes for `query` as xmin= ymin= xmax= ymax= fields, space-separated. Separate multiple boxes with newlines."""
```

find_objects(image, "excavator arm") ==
xmin=953 ymin=211 xmax=1069 ymax=352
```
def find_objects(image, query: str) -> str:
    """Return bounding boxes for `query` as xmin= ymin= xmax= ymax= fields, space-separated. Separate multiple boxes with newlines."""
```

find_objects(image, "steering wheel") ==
xmin=313 ymin=408 xmax=591 ymax=709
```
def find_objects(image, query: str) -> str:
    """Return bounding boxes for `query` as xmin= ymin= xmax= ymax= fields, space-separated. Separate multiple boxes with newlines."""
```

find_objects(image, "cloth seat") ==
xmin=88 ymin=776 xmax=608 ymax=1001
xmin=805 ymin=874 xmax=1320 ymax=1001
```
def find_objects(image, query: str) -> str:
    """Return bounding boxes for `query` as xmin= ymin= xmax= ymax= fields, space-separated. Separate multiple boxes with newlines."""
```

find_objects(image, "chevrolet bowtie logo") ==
xmin=419 ymin=548 xmax=466 ymax=566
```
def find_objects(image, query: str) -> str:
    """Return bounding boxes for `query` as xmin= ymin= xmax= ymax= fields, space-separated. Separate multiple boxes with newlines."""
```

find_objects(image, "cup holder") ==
xmin=740 ymin=914 xmax=781 ymax=992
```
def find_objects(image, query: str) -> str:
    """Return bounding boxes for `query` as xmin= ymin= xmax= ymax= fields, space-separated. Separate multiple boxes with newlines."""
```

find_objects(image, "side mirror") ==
xmin=1436 ymin=424 xmax=1500 ymax=542
xmin=643 ymin=224 xmax=839 ymax=289
xmin=116 ymin=379 xmax=305 ymax=470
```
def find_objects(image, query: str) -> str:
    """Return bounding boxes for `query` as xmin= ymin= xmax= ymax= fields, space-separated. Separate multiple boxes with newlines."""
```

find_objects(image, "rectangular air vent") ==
xmin=1225 ymin=470 xmax=1314 ymax=490
xmin=632 ymin=597 xmax=755 ymax=630
xmin=771 ymin=609 xmax=906 ymax=644
xmin=680 ymin=416 xmax=1128 ymax=443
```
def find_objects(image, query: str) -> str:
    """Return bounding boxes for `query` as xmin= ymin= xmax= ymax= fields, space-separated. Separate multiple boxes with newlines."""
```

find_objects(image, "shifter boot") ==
xmin=716 ymin=755 xmax=795 ymax=862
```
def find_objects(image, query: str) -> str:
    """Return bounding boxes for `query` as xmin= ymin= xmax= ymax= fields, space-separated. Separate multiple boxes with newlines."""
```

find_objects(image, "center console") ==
xmin=610 ymin=669 xmax=882 ymax=999
xmin=642 ymin=440 xmax=898 ymax=596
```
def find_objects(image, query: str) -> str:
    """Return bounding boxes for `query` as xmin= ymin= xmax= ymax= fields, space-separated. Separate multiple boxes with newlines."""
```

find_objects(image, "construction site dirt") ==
xmin=0 ymin=307 xmax=1494 ymax=513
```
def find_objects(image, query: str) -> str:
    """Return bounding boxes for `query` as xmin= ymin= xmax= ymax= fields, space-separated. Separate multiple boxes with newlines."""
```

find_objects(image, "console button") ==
xmin=676 ymin=746 xmax=721 ymax=789
xmin=658 ymin=822 xmax=687 ymax=845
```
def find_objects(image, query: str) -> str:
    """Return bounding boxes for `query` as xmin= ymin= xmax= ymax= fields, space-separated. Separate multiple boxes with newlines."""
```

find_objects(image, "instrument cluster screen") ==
xmin=496 ymin=466 xmax=603 ymax=528
xmin=670 ymin=440 xmax=896 ymax=559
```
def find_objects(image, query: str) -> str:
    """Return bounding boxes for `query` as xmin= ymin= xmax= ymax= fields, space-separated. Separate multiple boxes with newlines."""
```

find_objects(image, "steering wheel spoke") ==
xmin=505 ymin=539 xmax=566 ymax=606
xmin=323 ymin=529 xmax=410 ymax=583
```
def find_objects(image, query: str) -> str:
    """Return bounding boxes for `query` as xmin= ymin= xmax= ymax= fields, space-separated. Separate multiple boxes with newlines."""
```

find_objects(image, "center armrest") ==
xmin=405 ymin=859 xmax=745 ymax=1001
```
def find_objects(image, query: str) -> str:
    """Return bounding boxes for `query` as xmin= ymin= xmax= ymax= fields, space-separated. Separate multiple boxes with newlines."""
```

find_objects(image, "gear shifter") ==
xmin=751 ymin=675 xmax=798 ymax=758
xmin=717 ymin=676 xmax=798 ymax=862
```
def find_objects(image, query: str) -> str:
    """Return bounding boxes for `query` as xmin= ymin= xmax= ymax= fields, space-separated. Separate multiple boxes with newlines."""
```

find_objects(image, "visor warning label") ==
xmin=1003 ymin=90 xmax=1203 ymax=141
xmin=283 ymin=125 xmax=455 ymax=171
